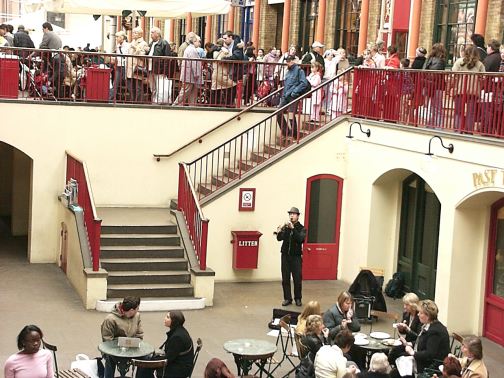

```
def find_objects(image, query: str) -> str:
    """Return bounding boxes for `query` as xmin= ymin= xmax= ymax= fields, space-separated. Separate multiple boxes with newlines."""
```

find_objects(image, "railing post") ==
xmin=236 ymin=80 xmax=243 ymax=109
xmin=93 ymin=219 xmax=102 ymax=271
xmin=178 ymin=163 xmax=184 ymax=211
xmin=200 ymin=220 xmax=209 ymax=270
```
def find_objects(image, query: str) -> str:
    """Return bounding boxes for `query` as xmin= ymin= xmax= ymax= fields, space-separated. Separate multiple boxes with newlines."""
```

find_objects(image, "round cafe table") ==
xmin=354 ymin=333 xmax=393 ymax=369
xmin=98 ymin=339 xmax=154 ymax=377
xmin=224 ymin=338 xmax=277 ymax=378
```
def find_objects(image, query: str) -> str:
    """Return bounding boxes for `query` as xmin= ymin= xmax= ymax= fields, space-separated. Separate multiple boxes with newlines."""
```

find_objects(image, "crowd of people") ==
xmin=2 ymin=292 xmax=492 ymax=378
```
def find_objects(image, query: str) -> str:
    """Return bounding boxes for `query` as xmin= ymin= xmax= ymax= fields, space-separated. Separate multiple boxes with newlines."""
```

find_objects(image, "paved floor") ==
xmin=1 ymin=229 xmax=503 ymax=377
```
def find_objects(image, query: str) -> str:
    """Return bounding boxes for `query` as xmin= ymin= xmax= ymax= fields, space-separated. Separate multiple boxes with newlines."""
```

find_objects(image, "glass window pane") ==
xmin=420 ymin=191 xmax=441 ymax=264
xmin=493 ymin=207 xmax=504 ymax=298
xmin=307 ymin=179 xmax=339 ymax=243
xmin=403 ymin=185 xmax=417 ymax=259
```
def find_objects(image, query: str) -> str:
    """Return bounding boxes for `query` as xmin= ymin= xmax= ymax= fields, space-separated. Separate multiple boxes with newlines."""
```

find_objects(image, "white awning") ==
xmin=40 ymin=0 xmax=231 ymax=18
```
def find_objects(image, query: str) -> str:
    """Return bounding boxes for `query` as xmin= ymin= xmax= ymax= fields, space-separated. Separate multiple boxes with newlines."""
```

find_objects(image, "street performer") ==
xmin=276 ymin=206 xmax=307 ymax=307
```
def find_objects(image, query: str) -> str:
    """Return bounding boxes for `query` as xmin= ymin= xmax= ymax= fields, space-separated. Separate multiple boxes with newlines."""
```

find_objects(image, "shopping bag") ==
xmin=70 ymin=353 xmax=103 ymax=378
xmin=154 ymin=76 xmax=172 ymax=104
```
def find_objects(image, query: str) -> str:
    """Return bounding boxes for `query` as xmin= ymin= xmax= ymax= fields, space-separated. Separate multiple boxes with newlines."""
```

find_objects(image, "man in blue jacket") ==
xmin=277 ymin=55 xmax=309 ymax=138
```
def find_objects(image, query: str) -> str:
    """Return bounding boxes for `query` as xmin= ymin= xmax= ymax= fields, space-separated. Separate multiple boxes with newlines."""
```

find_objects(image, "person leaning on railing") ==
xmin=173 ymin=33 xmax=202 ymax=106
xmin=423 ymin=43 xmax=447 ymax=128
xmin=109 ymin=31 xmax=130 ymax=101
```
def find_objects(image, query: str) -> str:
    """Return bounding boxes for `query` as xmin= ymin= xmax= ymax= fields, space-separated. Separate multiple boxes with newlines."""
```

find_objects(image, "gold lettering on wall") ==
xmin=472 ymin=169 xmax=500 ymax=188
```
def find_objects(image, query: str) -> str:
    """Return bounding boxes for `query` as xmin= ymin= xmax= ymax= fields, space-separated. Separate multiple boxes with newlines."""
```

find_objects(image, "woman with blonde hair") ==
xmin=300 ymin=314 xmax=328 ymax=362
xmin=126 ymin=26 xmax=149 ymax=102
xmin=396 ymin=293 xmax=421 ymax=343
xmin=452 ymin=45 xmax=485 ymax=133
xmin=296 ymin=300 xmax=321 ymax=335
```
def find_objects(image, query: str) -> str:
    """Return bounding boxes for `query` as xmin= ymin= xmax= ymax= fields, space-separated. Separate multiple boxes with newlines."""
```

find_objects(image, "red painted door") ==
xmin=484 ymin=198 xmax=504 ymax=346
xmin=302 ymin=175 xmax=343 ymax=280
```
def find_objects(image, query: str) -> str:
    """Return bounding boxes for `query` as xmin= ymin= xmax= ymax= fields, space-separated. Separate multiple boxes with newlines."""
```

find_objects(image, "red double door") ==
xmin=484 ymin=197 xmax=504 ymax=346
xmin=302 ymin=174 xmax=343 ymax=280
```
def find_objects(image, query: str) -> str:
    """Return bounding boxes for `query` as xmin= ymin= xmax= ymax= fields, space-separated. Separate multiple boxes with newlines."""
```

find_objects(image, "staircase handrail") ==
xmin=153 ymin=85 xmax=286 ymax=160
xmin=65 ymin=151 xmax=102 ymax=271
xmin=178 ymin=162 xmax=209 ymax=270
xmin=187 ymin=67 xmax=354 ymax=165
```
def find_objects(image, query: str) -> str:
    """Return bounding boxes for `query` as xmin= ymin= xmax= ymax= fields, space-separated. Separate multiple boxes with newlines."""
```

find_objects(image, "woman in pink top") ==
xmin=4 ymin=325 xmax=54 ymax=378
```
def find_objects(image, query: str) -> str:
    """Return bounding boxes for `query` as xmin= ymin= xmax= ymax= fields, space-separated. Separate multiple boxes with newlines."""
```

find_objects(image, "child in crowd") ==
xmin=306 ymin=61 xmax=323 ymax=121
xmin=331 ymin=75 xmax=349 ymax=117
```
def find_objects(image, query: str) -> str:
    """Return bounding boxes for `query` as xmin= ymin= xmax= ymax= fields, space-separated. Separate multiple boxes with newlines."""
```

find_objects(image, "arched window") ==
xmin=434 ymin=0 xmax=477 ymax=65
xmin=397 ymin=174 xmax=441 ymax=299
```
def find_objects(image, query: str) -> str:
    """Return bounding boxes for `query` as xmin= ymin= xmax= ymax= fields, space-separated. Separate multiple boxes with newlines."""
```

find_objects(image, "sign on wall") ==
xmin=239 ymin=188 xmax=256 ymax=211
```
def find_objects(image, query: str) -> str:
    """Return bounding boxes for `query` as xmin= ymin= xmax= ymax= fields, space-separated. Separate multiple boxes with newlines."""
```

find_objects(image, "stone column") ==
xmin=407 ymin=0 xmax=422 ymax=59
xmin=205 ymin=16 xmax=213 ymax=43
xmin=186 ymin=13 xmax=193 ymax=33
xmin=252 ymin=0 xmax=261 ymax=48
xmin=358 ymin=0 xmax=370 ymax=54
xmin=281 ymin=0 xmax=292 ymax=52
xmin=229 ymin=6 xmax=235 ymax=32
xmin=316 ymin=0 xmax=327 ymax=43
xmin=474 ymin=0 xmax=489 ymax=35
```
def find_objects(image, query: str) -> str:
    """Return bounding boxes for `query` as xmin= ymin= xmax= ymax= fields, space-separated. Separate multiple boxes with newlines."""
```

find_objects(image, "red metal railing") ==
xmin=185 ymin=68 xmax=354 ymax=201
xmin=178 ymin=163 xmax=209 ymax=270
xmin=0 ymin=46 xmax=308 ymax=108
xmin=352 ymin=67 xmax=504 ymax=138
xmin=66 ymin=152 xmax=102 ymax=271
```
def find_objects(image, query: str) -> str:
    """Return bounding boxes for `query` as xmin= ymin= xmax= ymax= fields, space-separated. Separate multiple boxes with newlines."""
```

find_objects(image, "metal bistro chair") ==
xmin=353 ymin=295 xmax=375 ymax=324
xmin=269 ymin=314 xmax=299 ymax=377
xmin=189 ymin=338 xmax=203 ymax=377
xmin=131 ymin=359 xmax=168 ymax=378
xmin=43 ymin=341 xmax=92 ymax=378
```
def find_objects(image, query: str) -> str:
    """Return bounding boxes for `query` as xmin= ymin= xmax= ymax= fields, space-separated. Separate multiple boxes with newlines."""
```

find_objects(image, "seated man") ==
xmin=314 ymin=330 xmax=357 ymax=378
xmin=101 ymin=296 xmax=143 ymax=378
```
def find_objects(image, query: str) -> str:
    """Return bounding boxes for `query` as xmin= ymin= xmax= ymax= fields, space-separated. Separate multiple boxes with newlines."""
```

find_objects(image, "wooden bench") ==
xmin=59 ymin=368 xmax=91 ymax=378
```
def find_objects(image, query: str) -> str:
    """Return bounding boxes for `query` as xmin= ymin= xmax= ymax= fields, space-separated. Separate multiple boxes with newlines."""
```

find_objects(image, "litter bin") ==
xmin=86 ymin=67 xmax=111 ymax=102
xmin=231 ymin=231 xmax=263 ymax=269
xmin=0 ymin=58 xmax=19 ymax=99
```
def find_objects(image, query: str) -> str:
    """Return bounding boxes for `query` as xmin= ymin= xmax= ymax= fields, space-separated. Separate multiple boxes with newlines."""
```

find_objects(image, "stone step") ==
xmin=238 ymin=159 xmax=258 ymax=172
xmin=263 ymin=143 xmax=283 ymax=155
xmin=101 ymin=225 xmax=177 ymax=235
xmin=223 ymin=167 xmax=241 ymax=180
xmin=211 ymin=175 xmax=232 ymax=187
xmin=250 ymin=151 xmax=271 ymax=163
xmin=100 ymin=245 xmax=184 ymax=259
xmin=107 ymin=270 xmax=191 ymax=285
xmin=97 ymin=207 xmax=173 ymax=226
xmin=100 ymin=257 xmax=188 ymax=271
xmin=96 ymin=297 xmax=206 ymax=312
xmin=107 ymin=283 xmax=194 ymax=298
xmin=100 ymin=233 xmax=180 ymax=246
xmin=197 ymin=182 xmax=218 ymax=197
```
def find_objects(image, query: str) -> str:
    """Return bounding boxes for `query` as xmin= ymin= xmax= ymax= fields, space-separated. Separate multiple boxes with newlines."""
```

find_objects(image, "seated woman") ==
xmin=458 ymin=336 xmax=488 ymax=378
xmin=314 ymin=329 xmax=357 ymax=377
xmin=301 ymin=314 xmax=329 ymax=362
xmin=434 ymin=356 xmax=462 ymax=378
xmin=323 ymin=291 xmax=360 ymax=342
xmin=296 ymin=300 xmax=321 ymax=359
xmin=4 ymin=324 xmax=54 ymax=378
xmin=388 ymin=293 xmax=421 ymax=364
xmin=395 ymin=300 xmax=450 ymax=377
xmin=137 ymin=310 xmax=194 ymax=378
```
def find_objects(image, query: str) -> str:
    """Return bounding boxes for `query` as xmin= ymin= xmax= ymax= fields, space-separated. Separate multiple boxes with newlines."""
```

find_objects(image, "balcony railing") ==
xmin=352 ymin=67 xmax=504 ymax=139
xmin=0 ymin=46 xmax=309 ymax=108
xmin=66 ymin=152 xmax=102 ymax=271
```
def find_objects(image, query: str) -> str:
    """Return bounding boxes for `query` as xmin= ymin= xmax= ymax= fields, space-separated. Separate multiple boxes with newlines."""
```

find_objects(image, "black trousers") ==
xmin=281 ymin=254 xmax=302 ymax=301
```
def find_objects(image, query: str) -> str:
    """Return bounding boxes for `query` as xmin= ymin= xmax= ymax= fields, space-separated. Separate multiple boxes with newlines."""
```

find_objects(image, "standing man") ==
xmin=276 ymin=207 xmax=307 ymax=307
xmin=14 ymin=25 xmax=35 ymax=48
xmin=148 ymin=26 xmax=173 ymax=104
xmin=109 ymin=31 xmax=130 ymax=101
xmin=302 ymin=41 xmax=325 ymax=67
xmin=173 ymin=33 xmax=202 ymax=106
xmin=39 ymin=22 xmax=62 ymax=50
xmin=101 ymin=296 xmax=143 ymax=378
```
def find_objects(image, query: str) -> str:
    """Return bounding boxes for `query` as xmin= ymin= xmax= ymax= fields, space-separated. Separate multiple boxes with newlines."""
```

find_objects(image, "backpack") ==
xmin=385 ymin=272 xmax=405 ymax=299
xmin=296 ymin=354 xmax=315 ymax=378
xmin=257 ymin=80 xmax=272 ymax=99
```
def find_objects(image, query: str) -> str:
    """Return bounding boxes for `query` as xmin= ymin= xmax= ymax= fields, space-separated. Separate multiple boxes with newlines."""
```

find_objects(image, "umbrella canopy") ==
xmin=41 ymin=0 xmax=231 ymax=18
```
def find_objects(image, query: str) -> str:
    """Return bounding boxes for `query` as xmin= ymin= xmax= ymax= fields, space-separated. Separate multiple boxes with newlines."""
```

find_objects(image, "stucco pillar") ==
xmin=407 ymin=0 xmax=422 ymax=59
xmin=186 ymin=13 xmax=193 ymax=33
xmin=228 ymin=6 xmax=235 ymax=32
xmin=315 ymin=0 xmax=327 ymax=43
xmin=474 ymin=0 xmax=489 ymax=35
xmin=358 ymin=0 xmax=370 ymax=54
xmin=252 ymin=0 xmax=261 ymax=48
xmin=281 ymin=0 xmax=292 ymax=53
xmin=205 ymin=16 xmax=213 ymax=43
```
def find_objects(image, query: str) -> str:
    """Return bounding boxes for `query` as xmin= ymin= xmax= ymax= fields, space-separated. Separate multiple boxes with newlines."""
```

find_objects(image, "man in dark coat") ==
xmin=276 ymin=206 xmax=307 ymax=307
xmin=302 ymin=41 xmax=325 ymax=68
xmin=13 ymin=25 xmax=34 ymax=48
xmin=148 ymin=26 xmax=174 ymax=104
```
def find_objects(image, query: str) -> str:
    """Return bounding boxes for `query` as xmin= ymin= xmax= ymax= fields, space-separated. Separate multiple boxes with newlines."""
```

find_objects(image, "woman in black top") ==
xmin=300 ymin=314 xmax=328 ymax=362
xmin=137 ymin=310 xmax=194 ymax=378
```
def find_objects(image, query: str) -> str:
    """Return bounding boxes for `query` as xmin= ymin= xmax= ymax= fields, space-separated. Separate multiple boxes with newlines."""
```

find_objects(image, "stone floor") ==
xmin=1 ymin=229 xmax=503 ymax=377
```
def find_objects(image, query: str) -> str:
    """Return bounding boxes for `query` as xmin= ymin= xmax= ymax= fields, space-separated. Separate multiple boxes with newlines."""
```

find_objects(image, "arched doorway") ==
xmin=397 ymin=173 xmax=440 ymax=299
xmin=484 ymin=197 xmax=504 ymax=346
xmin=0 ymin=141 xmax=32 ymax=261
xmin=303 ymin=174 xmax=344 ymax=280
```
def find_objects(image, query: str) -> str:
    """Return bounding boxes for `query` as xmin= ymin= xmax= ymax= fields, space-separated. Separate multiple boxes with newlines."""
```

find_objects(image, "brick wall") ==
xmin=325 ymin=0 xmax=337 ymax=48
xmin=258 ymin=1 xmax=279 ymax=50
xmin=487 ymin=0 xmax=504 ymax=42
xmin=418 ymin=0 xmax=436 ymax=52
xmin=368 ymin=0 xmax=382 ymax=45
xmin=291 ymin=0 xmax=302 ymax=48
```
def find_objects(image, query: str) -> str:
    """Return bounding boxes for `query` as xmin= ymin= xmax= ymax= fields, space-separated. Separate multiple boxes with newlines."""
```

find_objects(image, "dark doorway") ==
xmin=397 ymin=174 xmax=440 ymax=299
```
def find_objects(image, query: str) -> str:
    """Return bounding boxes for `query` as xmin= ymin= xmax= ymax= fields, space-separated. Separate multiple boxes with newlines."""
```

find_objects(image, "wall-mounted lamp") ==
xmin=425 ymin=135 xmax=454 ymax=156
xmin=347 ymin=121 xmax=371 ymax=139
